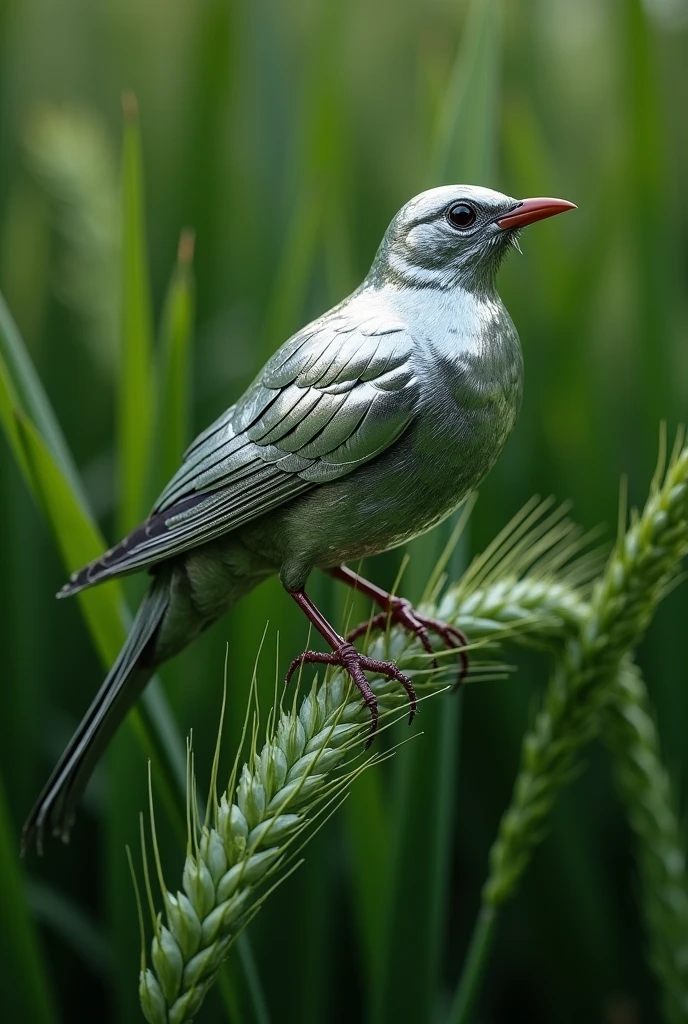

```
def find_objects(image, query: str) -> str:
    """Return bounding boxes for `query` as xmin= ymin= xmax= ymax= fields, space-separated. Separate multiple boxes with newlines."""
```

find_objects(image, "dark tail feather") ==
xmin=22 ymin=577 xmax=170 ymax=854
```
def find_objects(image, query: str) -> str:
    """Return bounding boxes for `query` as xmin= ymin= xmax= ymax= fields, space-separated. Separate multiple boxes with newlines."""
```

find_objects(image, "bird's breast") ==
xmin=244 ymin=294 xmax=525 ymax=581
xmin=413 ymin=305 xmax=523 ymax=473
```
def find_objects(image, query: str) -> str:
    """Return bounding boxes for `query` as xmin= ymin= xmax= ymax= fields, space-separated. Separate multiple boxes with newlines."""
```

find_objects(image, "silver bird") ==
xmin=23 ymin=185 xmax=575 ymax=852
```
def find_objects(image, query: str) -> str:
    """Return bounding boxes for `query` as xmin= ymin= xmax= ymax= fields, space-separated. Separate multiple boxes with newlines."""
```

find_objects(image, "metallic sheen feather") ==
xmin=25 ymin=184 xmax=576 ymax=850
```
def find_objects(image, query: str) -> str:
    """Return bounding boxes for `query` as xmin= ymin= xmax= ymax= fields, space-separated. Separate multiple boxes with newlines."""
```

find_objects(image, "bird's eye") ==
xmin=447 ymin=202 xmax=477 ymax=230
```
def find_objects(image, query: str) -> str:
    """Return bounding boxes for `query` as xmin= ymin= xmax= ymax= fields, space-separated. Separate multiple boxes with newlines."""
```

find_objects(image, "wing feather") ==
xmin=267 ymin=392 xmax=349 ymax=451
xmin=61 ymin=293 xmax=419 ymax=595
xmin=247 ymin=385 xmax=323 ymax=442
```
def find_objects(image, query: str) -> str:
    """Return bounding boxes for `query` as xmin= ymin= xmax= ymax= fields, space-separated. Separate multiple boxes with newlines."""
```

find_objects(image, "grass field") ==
xmin=1 ymin=0 xmax=688 ymax=1021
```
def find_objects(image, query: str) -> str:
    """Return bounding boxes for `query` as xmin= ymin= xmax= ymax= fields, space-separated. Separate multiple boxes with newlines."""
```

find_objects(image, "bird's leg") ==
xmin=328 ymin=565 xmax=469 ymax=688
xmin=286 ymin=589 xmax=417 ymax=747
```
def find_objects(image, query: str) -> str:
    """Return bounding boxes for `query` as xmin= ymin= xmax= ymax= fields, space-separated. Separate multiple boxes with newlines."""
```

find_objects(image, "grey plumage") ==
xmin=23 ymin=184 xmax=574 ymax=852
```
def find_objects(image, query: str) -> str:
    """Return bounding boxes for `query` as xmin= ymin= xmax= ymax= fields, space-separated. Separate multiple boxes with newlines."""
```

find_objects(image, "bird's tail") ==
xmin=22 ymin=576 xmax=170 ymax=855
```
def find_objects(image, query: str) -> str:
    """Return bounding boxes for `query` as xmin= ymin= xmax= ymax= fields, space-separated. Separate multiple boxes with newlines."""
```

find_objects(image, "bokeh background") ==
xmin=1 ymin=0 xmax=687 ymax=1021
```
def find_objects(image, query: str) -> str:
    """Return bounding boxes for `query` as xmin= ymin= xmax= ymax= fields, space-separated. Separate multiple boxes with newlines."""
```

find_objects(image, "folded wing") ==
xmin=61 ymin=297 xmax=418 ymax=595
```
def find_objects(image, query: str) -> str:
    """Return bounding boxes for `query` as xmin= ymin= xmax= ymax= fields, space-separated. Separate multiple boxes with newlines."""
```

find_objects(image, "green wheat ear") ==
xmin=485 ymin=431 xmax=688 ymax=909
xmin=133 ymin=500 xmax=595 ymax=1023
xmin=135 ymin=649 xmax=434 ymax=1024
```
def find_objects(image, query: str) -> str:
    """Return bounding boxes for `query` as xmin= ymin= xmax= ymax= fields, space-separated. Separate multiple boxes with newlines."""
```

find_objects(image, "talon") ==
xmin=346 ymin=594 xmax=469 ymax=688
xmin=284 ymin=639 xmax=417 ymax=743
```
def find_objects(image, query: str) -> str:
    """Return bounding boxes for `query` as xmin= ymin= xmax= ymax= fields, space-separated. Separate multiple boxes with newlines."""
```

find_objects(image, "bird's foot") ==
xmin=285 ymin=640 xmax=417 ymax=747
xmin=347 ymin=598 xmax=469 ymax=689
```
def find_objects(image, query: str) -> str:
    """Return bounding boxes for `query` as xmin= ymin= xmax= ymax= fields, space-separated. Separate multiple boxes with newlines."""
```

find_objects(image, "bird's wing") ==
xmin=61 ymin=300 xmax=418 ymax=594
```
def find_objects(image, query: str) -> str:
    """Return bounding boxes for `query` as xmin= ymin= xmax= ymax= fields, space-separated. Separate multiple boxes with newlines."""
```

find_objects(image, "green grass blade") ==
xmin=237 ymin=933 xmax=272 ymax=1024
xmin=446 ymin=907 xmax=497 ymax=1024
xmin=0 ymin=348 xmax=31 ymax=481
xmin=0 ymin=290 xmax=85 ymax=503
xmin=11 ymin=400 xmax=125 ymax=663
xmin=261 ymin=187 xmax=322 ymax=351
xmin=0 ymin=776 xmax=57 ymax=1024
xmin=110 ymin=95 xmax=163 ymax=1022
xmin=12 ymin=410 xmax=186 ymax=800
xmin=430 ymin=0 xmax=503 ymax=185
xmin=153 ymin=229 xmax=195 ymax=498
xmin=623 ymin=0 xmax=673 ymax=425
xmin=118 ymin=93 xmax=155 ymax=534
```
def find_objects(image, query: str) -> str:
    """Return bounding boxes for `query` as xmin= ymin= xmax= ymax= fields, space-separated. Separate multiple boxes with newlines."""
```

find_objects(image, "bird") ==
xmin=22 ymin=184 xmax=575 ymax=853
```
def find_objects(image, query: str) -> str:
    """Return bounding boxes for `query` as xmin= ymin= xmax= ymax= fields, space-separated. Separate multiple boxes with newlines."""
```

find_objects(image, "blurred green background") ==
xmin=1 ymin=0 xmax=687 ymax=1021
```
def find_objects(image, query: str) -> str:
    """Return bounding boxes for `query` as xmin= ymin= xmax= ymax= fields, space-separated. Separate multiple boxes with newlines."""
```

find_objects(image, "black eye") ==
xmin=447 ymin=202 xmax=477 ymax=229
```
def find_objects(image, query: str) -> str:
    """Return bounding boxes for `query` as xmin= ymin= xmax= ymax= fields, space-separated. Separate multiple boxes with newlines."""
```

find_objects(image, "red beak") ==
xmin=497 ymin=197 xmax=576 ymax=230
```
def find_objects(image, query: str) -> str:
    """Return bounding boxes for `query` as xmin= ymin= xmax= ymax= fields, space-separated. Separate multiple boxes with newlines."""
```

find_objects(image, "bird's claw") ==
xmin=347 ymin=597 xmax=469 ymax=689
xmin=285 ymin=640 xmax=417 ymax=747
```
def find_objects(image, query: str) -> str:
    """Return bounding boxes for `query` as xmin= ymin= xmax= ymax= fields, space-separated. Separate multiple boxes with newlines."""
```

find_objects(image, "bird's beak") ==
xmin=497 ymin=197 xmax=576 ymax=230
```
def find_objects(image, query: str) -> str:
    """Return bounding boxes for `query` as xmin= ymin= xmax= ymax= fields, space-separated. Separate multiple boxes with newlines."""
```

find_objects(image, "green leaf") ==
xmin=430 ymin=0 xmax=503 ymax=185
xmin=119 ymin=93 xmax=155 ymax=534
xmin=153 ymin=229 xmax=195 ymax=497
xmin=111 ymin=98 xmax=160 ymax=1022
xmin=0 ymin=290 xmax=85 ymax=503
xmin=0 ymin=293 xmax=124 ymax=660
xmin=15 ymin=410 xmax=125 ymax=662
xmin=261 ymin=187 xmax=322 ymax=351
xmin=0 ymin=348 xmax=30 ymax=482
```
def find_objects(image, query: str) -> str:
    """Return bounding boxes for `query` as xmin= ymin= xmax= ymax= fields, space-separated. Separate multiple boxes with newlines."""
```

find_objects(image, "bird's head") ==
xmin=369 ymin=184 xmax=575 ymax=294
